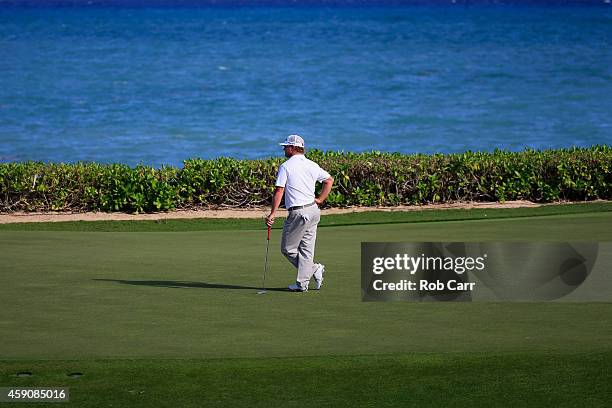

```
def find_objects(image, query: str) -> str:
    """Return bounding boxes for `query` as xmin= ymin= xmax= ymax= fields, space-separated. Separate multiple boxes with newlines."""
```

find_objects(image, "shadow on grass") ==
xmin=93 ymin=278 xmax=288 ymax=292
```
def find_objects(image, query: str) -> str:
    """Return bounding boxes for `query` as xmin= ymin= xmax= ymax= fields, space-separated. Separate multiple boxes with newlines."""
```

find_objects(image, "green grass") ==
xmin=0 ymin=201 xmax=610 ymax=232
xmin=1 ymin=206 xmax=611 ymax=406
xmin=2 ymin=353 xmax=611 ymax=408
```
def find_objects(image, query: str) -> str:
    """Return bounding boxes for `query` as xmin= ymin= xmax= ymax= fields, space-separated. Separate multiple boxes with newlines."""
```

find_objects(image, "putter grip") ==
xmin=267 ymin=226 xmax=271 ymax=240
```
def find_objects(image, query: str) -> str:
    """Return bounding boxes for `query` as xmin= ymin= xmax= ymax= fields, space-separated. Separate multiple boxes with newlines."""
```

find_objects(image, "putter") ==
xmin=257 ymin=225 xmax=271 ymax=295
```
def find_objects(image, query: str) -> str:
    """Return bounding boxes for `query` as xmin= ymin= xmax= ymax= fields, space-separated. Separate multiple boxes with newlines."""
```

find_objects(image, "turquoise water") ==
xmin=1 ymin=5 xmax=611 ymax=167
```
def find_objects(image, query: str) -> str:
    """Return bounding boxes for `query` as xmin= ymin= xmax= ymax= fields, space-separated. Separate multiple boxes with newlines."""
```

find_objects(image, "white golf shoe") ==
xmin=313 ymin=263 xmax=325 ymax=290
xmin=288 ymin=281 xmax=308 ymax=292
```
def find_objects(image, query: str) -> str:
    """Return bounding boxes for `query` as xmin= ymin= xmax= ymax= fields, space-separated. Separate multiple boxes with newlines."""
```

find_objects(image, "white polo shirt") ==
xmin=275 ymin=154 xmax=331 ymax=209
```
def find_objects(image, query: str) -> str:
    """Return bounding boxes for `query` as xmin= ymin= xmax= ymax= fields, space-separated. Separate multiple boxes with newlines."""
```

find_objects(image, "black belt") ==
xmin=287 ymin=202 xmax=316 ymax=211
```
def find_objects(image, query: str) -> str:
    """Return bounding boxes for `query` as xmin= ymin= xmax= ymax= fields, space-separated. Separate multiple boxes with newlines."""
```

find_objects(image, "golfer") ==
xmin=266 ymin=135 xmax=334 ymax=292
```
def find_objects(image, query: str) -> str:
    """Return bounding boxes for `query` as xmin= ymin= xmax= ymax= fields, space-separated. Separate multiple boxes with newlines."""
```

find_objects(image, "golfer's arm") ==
xmin=317 ymin=177 xmax=334 ymax=203
xmin=270 ymin=186 xmax=284 ymax=214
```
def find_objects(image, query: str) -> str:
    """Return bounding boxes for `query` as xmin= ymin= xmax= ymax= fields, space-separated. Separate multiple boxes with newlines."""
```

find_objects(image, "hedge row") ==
xmin=0 ymin=146 xmax=610 ymax=213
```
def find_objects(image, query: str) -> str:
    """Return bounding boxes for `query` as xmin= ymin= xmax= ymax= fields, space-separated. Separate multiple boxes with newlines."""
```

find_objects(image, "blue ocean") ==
xmin=1 ymin=2 xmax=611 ymax=167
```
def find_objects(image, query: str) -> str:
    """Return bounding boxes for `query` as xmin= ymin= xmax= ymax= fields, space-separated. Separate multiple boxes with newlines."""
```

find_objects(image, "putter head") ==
xmin=256 ymin=290 xmax=267 ymax=295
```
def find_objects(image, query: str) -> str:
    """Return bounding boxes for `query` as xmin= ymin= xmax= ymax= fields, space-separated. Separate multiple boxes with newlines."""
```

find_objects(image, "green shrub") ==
xmin=0 ymin=146 xmax=610 ymax=213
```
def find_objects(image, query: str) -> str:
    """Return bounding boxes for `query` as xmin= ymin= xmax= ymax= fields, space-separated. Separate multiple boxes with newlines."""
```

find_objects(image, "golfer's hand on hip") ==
xmin=266 ymin=213 xmax=275 ymax=227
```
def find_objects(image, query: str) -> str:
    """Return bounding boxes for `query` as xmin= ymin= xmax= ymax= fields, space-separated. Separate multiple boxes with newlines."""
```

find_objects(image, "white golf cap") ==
xmin=279 ymin=134 xmax=305 ymax=148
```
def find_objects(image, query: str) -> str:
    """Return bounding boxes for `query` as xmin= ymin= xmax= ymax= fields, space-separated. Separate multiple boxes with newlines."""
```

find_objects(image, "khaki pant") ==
xmin=281 ymin=205 xmax=321 ymax=286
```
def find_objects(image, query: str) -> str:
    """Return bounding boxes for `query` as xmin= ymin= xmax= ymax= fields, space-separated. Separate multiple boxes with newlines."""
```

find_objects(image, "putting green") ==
xmin=1 ymin=211 xmax=611 ymax=360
